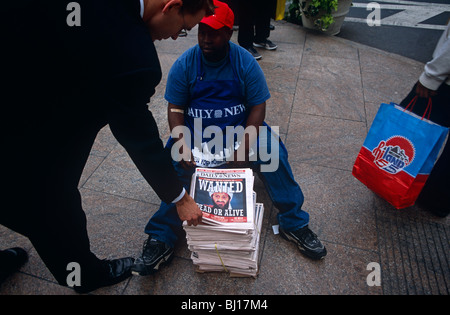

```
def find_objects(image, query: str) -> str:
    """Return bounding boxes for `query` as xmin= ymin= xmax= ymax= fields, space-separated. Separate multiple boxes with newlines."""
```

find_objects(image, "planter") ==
xmin=300 ymin=0 xmax=352 ymax=35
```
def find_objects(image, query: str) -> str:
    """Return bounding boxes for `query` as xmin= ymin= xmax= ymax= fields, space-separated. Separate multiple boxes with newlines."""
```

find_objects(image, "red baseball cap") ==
xmin=200 ymin=0 xmax=234 ymax=30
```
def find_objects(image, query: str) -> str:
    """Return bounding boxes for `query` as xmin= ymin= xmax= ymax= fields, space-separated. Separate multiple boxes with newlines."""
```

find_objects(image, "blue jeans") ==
xmin=144 ymin=126 xmax=309 ymax=247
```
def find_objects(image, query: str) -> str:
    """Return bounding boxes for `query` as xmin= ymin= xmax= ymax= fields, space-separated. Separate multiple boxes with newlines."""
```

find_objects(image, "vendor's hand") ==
xmin=175 ymin=192 xmax=202 ymax=226
xmin=179 ymin=153 xmax=196 ymax=170
xmin=416 ymin=81 xmax=437 ymax=98
xmin=227 ymin=160 xmax=250 ymax=169
xmin=227 ymin=150 xmax=250 ymax=168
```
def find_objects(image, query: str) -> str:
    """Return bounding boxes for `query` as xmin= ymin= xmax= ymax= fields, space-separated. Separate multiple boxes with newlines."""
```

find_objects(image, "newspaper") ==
xmin=189 ymin=168 xmax=255 ymax=226
xmin=183 ymin=167 xmax=264 ymax=278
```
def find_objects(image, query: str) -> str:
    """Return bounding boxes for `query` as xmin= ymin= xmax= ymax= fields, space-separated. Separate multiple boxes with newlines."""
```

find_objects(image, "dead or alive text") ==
xmin=197 ymin=204 xmax=244 ymax=217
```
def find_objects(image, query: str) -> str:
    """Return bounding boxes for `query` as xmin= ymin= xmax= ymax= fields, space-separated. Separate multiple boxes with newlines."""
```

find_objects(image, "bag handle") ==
xmin=422 ymin=98 xmax=432 ymax=120
xmin=404 ymin=95 xmax=418 ymax=112
xmin=403 ymin=95 xmax=432 ymax=120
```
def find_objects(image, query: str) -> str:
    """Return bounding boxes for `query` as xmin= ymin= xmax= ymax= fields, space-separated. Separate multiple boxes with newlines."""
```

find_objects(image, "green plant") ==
xmin=289 ymin=0 xmax=339 ymax=31
xmin=287 ymin=0 xmax=303 ymax=25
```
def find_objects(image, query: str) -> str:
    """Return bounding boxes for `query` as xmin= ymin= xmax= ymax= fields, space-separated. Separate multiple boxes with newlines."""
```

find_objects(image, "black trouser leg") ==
xmin=254 ymin=0 xmax=272 ymax=43
xmin=399 ymin=83 xmax=450 ymax=215
xmin=2 ymin=123 xmax=105 ymax=286
xmin=237 ymin=0 xmax=254 ymax=48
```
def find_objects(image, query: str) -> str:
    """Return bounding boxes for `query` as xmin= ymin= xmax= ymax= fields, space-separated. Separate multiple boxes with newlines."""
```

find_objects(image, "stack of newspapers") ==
xmin=183 ymin=167 xmax=264 ymax=278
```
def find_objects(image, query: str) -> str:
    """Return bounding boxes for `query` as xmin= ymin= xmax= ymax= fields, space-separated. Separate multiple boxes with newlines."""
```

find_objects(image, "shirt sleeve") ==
xmin=239 ymin=47 xmax=271 ymax=106
xmin=419 ymin=24 xmax=450 ymax=91
xmin=164 ymin=48 xmax=197 ymax=107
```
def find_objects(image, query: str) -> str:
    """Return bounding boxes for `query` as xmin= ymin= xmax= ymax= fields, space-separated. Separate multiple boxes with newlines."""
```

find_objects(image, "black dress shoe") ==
xmin=0 ymin=247 xmax=29 ymax=284
xmin=74 ymin=257 xmax=134 ymax=294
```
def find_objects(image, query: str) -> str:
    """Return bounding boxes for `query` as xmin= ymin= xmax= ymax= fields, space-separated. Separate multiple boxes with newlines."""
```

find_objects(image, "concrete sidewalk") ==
xmin=1 ymin=20 xmax=448 ymax=295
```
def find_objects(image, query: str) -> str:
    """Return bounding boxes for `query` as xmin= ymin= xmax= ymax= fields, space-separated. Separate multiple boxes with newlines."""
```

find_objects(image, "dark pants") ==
xmin=399 ymin=83 xmax=450 ymax=214
xmin=1 ymin=118 xmax=106 ymax=286
xmin=237 ymin=0 xmax=273 ymax=48
xmin=145 ymin=126 xmax=309 ymax=247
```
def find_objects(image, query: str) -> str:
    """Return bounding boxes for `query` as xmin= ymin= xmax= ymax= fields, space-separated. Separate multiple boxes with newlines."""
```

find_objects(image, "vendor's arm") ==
xmin=230 ymin=102 xmax=266 ymax=167
xmin=168 ymin=103 xmax=196 ymax=169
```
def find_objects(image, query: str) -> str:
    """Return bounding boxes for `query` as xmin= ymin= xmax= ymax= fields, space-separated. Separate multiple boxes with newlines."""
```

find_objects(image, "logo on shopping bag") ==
xmin=372 ymin=136 xmax=415 ymax=174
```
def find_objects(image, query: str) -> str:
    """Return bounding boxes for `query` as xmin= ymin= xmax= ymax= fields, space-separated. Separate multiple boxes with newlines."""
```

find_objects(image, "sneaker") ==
xmin=132 ymin=237 xmax=174 ymax=276
xmin=280 ymin=226 xmax=327 ymax=260
xmin=246 ymin=47 xmax=262 ymax=60
xmin=253 ymin=39 xmax=277 ymax=50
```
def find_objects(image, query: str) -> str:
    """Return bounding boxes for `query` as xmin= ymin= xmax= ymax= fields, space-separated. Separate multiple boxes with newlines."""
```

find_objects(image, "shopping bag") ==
xmin=275 ymin=0 xmax=286 ymax=21
xmin=352 ymin=98 xmax=449 ymax=209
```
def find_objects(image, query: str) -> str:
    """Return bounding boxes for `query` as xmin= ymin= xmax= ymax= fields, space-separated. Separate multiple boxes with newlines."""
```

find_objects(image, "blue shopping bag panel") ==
xmin=362 ymin=102 xmax=449 ymax=178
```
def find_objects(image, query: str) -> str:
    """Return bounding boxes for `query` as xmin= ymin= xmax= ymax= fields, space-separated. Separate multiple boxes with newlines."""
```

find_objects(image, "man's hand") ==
xmin=416 ymin=81 xmax=437 ymax=98
xmin=175 ymin=192 xmax=202 ymax=226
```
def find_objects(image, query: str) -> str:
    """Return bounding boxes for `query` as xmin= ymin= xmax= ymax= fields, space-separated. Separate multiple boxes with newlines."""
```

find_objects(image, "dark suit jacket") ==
xmin=2 ymin=0 xmax=183 ymax=213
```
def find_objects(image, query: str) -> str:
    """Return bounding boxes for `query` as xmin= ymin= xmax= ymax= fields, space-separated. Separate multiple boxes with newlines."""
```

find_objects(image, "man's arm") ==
xmin=105 ymin=71 xmax=202 ymax=225
xmin=417 ymin=24 xmax=450 ymax=96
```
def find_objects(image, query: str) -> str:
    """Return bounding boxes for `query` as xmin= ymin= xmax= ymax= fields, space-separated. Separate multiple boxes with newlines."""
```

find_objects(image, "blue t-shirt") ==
xmin=165 ymin=42 xmax=270 ymax=109
xmin=165 ymin=42 xmax=271 ymax=167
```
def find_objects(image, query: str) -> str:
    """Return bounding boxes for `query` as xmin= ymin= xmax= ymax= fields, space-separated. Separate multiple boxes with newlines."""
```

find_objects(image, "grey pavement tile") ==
xmin=0 ymin=273 xmax=76 ymax=295
xmin=260 ymin=62 xmax=300 ymax=94
xmin=373 ymin=197 xmax=449 ymax=295
xmin=359 ymin=48 xmax=423 ymax=78
xmin=289 ymin=161 xmax=378 ymax=251
xmin=359 ymin=49 xmax=424 ymax=105
xmin=0 ymin=225 xmax=32 ymax=253
xmin=0 ymin=227 xmax=55 ymax=283
xmin=257 ymin=231 xmax=382 ymax=295
xmin=293 ymin=78 xmax=366 ymax=122
xmin=80 ymin=188 xmax=154 ymax=259
xmin=259 ymin=42 xmax=303 ymax=66
xmin=265 ymin=90 xmax=295 ymax=135
xmin=19 ymin=247 xmax=54 ymax=282
xmin=286 ymin=113 xmax=367 ymax=171
xmin=267 ymin=20 xmax=306 ymax=45
xmin=90 ymin=125 xmax=119 ymax=158
xmin=299 ymin=54 xmax=362 ymax=86
xmin=79 ymin=154 xmax=105 ymax=189
xmin=82 ymin=144 xmax=161 ymax=205
xmin=361 ymin=71 xmax=416 ymax=105
xmin=364 ymin=101 xmax=382 ymax=130
xmin=125 ymin=256 xmax=262 ymax=295
xmin=304 ymin=32 xmax=359 ymax=60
